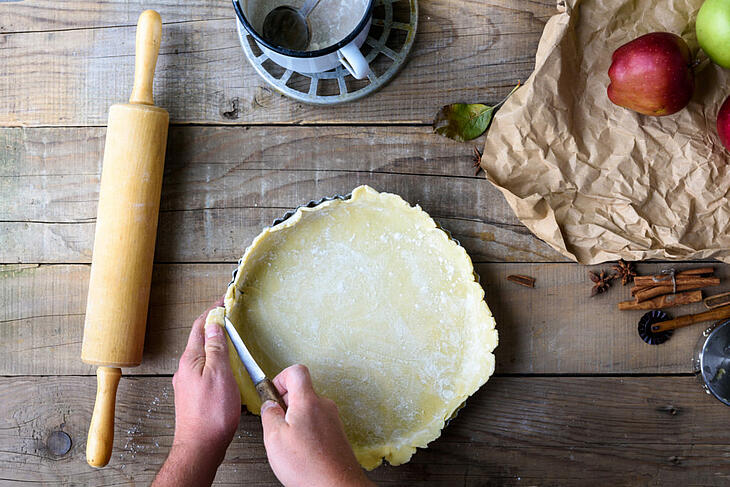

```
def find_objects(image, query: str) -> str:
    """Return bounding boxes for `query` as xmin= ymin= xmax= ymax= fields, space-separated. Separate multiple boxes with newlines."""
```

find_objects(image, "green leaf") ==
xmin=433 ymin=83 xmax=521 ymax=142
xmin=433 ymin=103 xmax=492 ymax=142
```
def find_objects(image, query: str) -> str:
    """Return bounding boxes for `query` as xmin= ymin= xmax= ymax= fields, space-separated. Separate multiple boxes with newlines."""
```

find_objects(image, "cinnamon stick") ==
xmin=634 ymin=278 xmax=720 ymax=302
xmin=506 ymin=274 xmax=536 ymax=288
xmin=633 ymin=268 xmax=714 ymax=287
xmin=631 ymin=277 xmax=720 ymax=296
xmin=675 ymin=266 xmax=715 ymax=275
xmin=704 ymin=292 xmax=730 ymax=310
xmin=631 ymin=276 xmax=715 ymax=295
xmin=618 ymin=290 xmax=703 ymax=310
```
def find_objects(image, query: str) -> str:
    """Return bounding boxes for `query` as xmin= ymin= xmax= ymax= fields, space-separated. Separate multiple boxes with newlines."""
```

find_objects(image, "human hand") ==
xmin=261 ymin=364 xmax=375 ymax=487
xmin=153 ymin=299 xmax=240 ymax=487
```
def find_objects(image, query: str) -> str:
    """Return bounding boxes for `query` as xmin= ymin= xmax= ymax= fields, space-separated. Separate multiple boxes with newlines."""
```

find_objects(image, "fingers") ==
xmin=272 ymin=364 xmax=316 ymax=406
xmin=203 ymin=314 xmax=231 ymax=374
xmin=180 ymin=297 xmax=225 ymax=374
xmin=185 ymin=309 xmax=206 ymax=354
xmin=260 ymin=399 xmax=287 ymax=432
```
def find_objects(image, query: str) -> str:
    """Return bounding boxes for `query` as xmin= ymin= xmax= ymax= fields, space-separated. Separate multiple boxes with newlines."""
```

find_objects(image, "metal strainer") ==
xmin=237 ymin=0 xmax=418 ymax=104
xmin=693 ymin=320 xmax=730 ymax=406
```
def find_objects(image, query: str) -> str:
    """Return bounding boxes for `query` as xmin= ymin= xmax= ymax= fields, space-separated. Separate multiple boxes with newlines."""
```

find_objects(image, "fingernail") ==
xmin=260 ymin=400 xmax=278 ymax=413
xmin=205 ymin=323 xmax=223 ymax=339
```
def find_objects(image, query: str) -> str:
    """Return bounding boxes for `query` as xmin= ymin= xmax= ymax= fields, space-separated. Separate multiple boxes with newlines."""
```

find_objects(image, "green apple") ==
xmin=697 ymin=0 xmax=730 ymax=68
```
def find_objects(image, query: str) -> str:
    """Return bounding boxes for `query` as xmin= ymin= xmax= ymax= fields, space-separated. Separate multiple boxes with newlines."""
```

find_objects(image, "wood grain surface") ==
xmin=3 ymin=0 xmax=727 ymax=484
xmin=0 ymin=1 xmax=555 ymax=126
xmin=3 ymin=262 xmax=727 ymax=376
xmin=2 ymin=375 xmax=729 ymax=486
xmin=0 ymin=126 xmax=564 ymax=263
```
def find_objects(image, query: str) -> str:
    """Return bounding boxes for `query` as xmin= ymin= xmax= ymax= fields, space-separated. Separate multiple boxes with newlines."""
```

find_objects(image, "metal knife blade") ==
xmin=223 ymin=314 xmax=287 ymax=411
xmin=223 ymin=316 xmax=266 ymax=385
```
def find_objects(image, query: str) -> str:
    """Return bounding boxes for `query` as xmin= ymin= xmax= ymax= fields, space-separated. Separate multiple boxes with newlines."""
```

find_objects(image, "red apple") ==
xmin=717 ymin=96 xmax=730 ymax=151
xmin=607 ymin=32 xmax=694 ymax=116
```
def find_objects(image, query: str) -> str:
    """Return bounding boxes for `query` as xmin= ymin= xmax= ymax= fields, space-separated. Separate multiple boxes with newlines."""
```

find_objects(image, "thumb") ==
xmin=203 ymin=320 xmax=230 ymax=372
xmin=260 ymin=400 xmax=287 ymax=433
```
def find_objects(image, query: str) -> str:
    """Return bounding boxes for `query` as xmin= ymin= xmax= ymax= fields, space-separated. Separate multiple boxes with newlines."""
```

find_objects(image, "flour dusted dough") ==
xmin=224 ymin=185 xmax=498 ymax=469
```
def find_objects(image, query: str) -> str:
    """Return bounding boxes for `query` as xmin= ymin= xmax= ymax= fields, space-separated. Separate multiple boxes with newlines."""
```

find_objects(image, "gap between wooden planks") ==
xmin=3 ymin=262 xmax=728 ymax=376
xmin=0 ymin=0 xmax=553 ymax=126
xmin=1 ymin=375 xmax=729 ymax=486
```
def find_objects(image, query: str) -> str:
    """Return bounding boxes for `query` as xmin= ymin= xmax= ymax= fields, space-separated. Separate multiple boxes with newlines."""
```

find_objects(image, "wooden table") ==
xmin=3 ymin=1 xmax=730 ymax=485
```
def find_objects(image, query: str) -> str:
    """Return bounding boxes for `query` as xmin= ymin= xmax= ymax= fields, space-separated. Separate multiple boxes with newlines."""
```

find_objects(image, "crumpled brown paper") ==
xmin=481 ymin=0 xmax=730 ymax=264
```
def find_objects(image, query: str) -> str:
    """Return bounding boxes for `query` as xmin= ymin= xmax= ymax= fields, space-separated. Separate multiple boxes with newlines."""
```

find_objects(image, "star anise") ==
xmin=612 ymin=259 xmax=637 ymax=285
xmin=589 ymin=270 xmax=617 ymax=297
xmin=472 ymin=146 xmax=483 ymax=175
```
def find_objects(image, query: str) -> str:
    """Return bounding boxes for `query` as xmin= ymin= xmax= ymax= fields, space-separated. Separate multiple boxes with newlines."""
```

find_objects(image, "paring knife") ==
xmin=224 ymin=316 xmax=287 ymax=412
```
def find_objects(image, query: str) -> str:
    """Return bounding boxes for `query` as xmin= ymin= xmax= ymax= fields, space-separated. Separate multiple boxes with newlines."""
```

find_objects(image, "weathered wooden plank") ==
xmin=1 ymin=125 xmax=487 ymax=179
xmin=1 ymin=0 xmax=556 ymax=33
xmin=0 ymin=1 xmax=554 ymax=125
xmin=0 ymin=0 xmax=231 ymax=33
xmin=0 ymin=126 xmax=564 ymax=263
xmin=2 ymin=212 xmax=556 ymax=264
xmin=3 ymin=262 xmax=727 ymax=376
xmin=1 ymin=375 xmax=728 ymax=486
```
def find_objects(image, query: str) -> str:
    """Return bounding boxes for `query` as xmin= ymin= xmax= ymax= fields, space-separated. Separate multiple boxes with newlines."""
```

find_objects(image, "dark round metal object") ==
xmin=47 ymin=430 xmax=72 ymax=456
xmin=638 ymin=310 xmax=673 ymax=345
xmin=698 ymin=320 xmax=730 ymax=406
xmin=233 ymin=0 xmax=375 ymax=59
xmin=262 ymin=6 xmax=311 ymax=51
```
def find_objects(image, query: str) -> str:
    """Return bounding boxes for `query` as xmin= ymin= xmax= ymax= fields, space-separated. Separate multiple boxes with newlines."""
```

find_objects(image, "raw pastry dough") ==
xmin=224 ymin=185 xmax=498 ymax=469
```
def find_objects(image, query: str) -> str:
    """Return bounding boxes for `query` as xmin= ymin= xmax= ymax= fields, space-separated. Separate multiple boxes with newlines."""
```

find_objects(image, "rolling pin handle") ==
xmin=86 ymin=366 xmax=122 ymax=468
xmin=129 ymin=10 xmax=162 ymax=105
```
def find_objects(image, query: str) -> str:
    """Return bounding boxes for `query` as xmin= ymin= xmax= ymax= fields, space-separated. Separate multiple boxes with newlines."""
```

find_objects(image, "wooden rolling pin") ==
xmin=81 ymin=10 xmax=168 ymax=468
xmin=650 ymin=304 xmax=730 ymax=332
